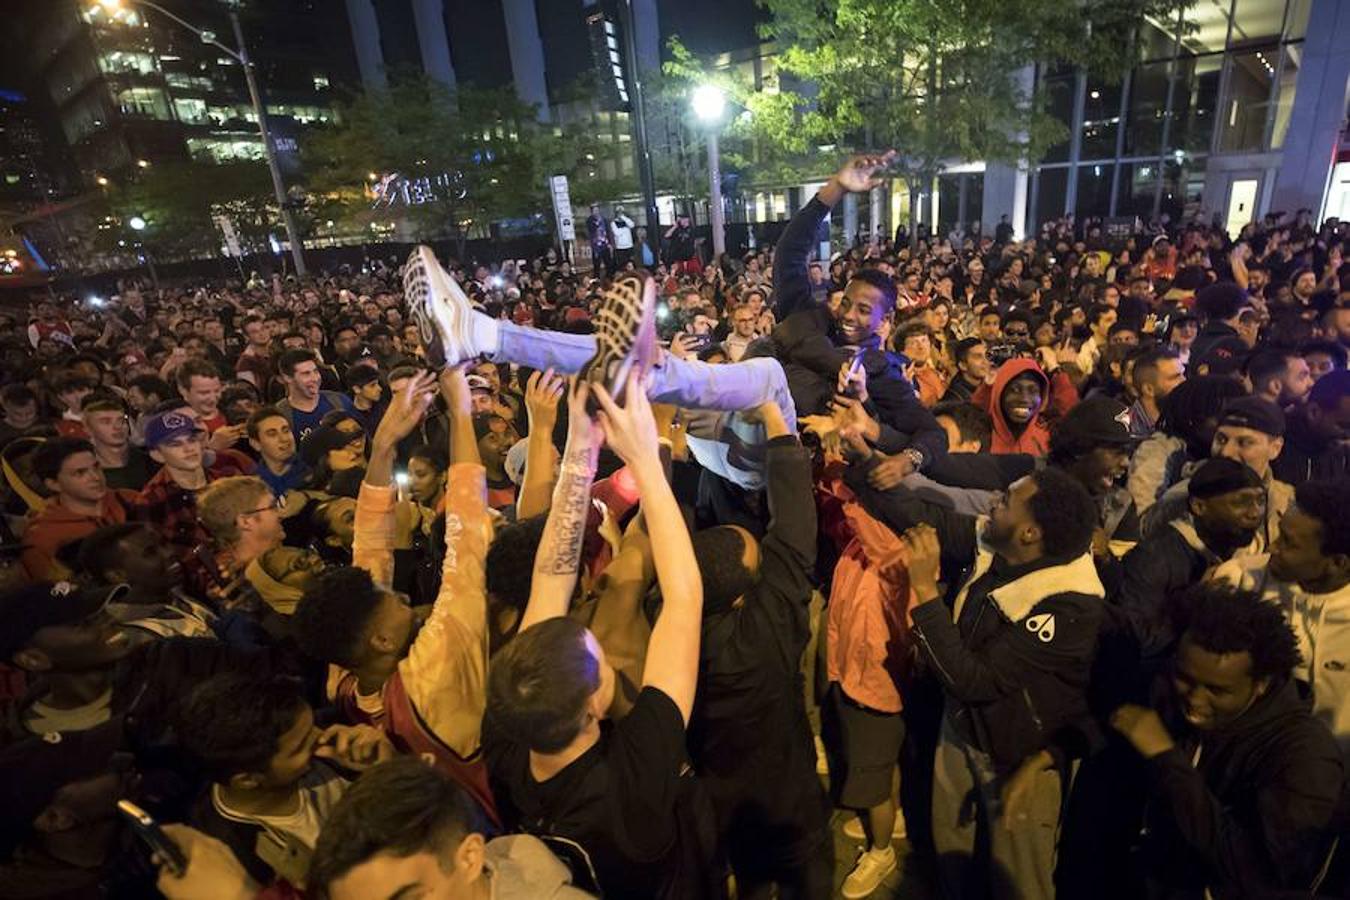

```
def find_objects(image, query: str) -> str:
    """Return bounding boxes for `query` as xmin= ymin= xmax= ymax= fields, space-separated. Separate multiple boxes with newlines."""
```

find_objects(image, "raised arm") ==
xmin=594 ymin=375 xmax=702 ymax=724
xmin=354 ymin=371 xmax=437 ymax=587
xmin=516 ymin=368 xmax=564 ymax=520
xmin=518 ymin=380 xmax=603 ymax=632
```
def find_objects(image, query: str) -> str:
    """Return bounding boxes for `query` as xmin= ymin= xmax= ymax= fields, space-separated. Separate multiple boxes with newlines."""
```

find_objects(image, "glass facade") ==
xmin=1029 ymin=0 xmax=1305 ymax=228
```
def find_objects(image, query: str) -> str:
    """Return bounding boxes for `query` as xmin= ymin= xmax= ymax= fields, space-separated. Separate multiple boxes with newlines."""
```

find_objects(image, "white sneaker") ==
xmin=842 ymin=813 xmax=907 ymax=842
xmin=402 ymin=245 xmax=478 ymax=368
xmin=841 ymin=845 xmax=897 ymax=898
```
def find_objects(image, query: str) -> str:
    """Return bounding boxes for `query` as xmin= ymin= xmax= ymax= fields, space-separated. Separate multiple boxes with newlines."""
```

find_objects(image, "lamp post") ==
xmin=690 ymin=84 xmax=726 ymax=260
xmin=94 ymin=0 xmax=307 ymax=276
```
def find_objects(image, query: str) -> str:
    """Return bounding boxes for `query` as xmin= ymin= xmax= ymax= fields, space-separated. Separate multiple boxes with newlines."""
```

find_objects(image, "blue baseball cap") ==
xmin=143 ymin=410 xmax=202 ymax=448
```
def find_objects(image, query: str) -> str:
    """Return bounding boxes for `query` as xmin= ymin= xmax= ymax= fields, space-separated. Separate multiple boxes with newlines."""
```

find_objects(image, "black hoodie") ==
xmin=1138 ymin=677 xmax=1343 ymax=898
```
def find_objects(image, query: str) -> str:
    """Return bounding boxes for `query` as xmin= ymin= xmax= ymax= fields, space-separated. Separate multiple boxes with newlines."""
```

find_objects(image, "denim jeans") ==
xmin=493 ymin=320 xmax=796 ymax=489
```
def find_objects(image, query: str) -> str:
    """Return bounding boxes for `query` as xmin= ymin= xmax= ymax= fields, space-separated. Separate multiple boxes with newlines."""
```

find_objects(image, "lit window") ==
xmin=313 ymin=74 xmax=329 ymax=90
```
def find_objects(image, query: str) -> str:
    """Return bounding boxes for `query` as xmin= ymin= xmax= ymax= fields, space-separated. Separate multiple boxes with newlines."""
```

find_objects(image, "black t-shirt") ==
xmin=484 ymin=686 xmax=717 ymax=900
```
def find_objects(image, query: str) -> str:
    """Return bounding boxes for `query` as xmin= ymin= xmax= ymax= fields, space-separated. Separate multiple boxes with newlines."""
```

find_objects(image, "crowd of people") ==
xmin=0 ymin=150 xmax=1348 ymax=900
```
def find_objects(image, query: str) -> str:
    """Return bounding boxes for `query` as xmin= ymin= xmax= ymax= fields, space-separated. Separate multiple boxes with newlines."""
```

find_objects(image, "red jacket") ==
xmin=972 ymin=357 xmax=1078 ymax=456
xmin=21 ymin=491 xmax=135 ymax=580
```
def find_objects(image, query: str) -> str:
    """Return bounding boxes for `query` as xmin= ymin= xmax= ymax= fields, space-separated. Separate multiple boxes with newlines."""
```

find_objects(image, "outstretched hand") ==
xmin=525 ymin=368 xmax=565 ymax=433
xmin=593 ymin=373 xmax=660 ymax=468
xmin=375 ymin=369 xmax=437 ymax=447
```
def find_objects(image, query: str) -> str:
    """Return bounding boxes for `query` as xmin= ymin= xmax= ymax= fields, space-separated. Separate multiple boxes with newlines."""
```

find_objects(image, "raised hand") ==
xmin=375 ymin=369 xmax=438 ymax=448
xmin=524 ymin=368 xmax=565 ymax=434
xmin=833 ymin=151 xmax=898 ymax=193
xmin=313 ymin=723 xmax=397 ymax=772
xmin=593 ymin=373 xmax=660 ymax=469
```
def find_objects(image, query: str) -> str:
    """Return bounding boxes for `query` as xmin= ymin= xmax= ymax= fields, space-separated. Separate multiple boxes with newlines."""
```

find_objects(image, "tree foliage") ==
xmin=746 ymin=0 xmax=1192 ymax=186
xmin=304 ymin=76 xmax=615 ymax=250
xmin=103 ymin=160 xmax=276 ymax=260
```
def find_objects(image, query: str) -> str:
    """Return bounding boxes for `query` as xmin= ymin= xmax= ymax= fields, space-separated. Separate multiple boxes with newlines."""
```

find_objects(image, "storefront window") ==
xmin=1117 ymin=162 xmax=1161 ymax=219
xmin=1080 ymin=77 xmax=1123 ymax=160
xmin=1171 ymin=52 xmax=1222 ymax=153
xmin=1124 ymin=61 xmax=1170 ymax=157
xmin=1076 ymin=164 xmax=1114 ymax=219
xmin=1270 ymin=41 xmax=1301 ymax=149
xmin=1035 ymin=167 xmax=1068 ymax=225
xmin=1216 ymin=46 xmax=1277 ymax=152
xmin=1042 ymin=71 xmax=1077 ymax=163
xmin=1159 ymin=155 xmax=1207 ymax=223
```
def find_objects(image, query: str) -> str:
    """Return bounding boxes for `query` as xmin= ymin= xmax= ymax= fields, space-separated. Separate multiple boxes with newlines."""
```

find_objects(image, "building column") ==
xmin=981 ymin=65 xmax=1033 ymax=238
xmin=501 ymin=0 xmax=550 ymax=119
xmin=410 ymin=0 xmax=456 ymax=91
xmin=842 ymin=192 xmax=859 ymax=246
xmin=344 ymin=0 xmax=386 ymax=90
xmin=1269 ymin=0 xmax=1350 ymax=218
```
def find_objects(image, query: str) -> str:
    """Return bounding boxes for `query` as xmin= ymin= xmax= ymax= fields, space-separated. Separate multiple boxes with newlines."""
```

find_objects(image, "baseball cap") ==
xmin=300 ymin=424 xmax=365 ymax=468
xmin=466 ymin=374 xmax=492 ymax=393
xmin=143 ymin=410 xmax=202 ymax=448
xmin=1052 ymin=395 xmax=1135 ymax=448
xmin=0 ymin=581 xmax=128 ymax=660
xmin=1188 ymin=457 xmax=1263 ymax=500
xmin=1218 ymin=396 xmax=1285 ymax=437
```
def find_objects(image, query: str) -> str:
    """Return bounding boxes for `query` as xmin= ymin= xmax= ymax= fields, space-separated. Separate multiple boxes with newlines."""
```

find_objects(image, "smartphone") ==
xmin=117 ymin=799 xmax=186 ymax=877
xmin=841 ymin=350 xmax=865 ymax=399
xmin=193 ymin=546 xmax=227 ymax=588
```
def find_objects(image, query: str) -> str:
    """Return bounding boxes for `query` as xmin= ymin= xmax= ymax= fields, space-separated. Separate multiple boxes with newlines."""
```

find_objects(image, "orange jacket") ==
xmin=21 ymin=490 xmax=135 ymax=581
xmin=972 ymin=357 xmax=1078 ymax=456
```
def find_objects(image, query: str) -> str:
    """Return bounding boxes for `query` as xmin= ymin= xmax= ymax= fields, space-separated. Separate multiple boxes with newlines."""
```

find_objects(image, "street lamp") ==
xmin=128 ymin=215 xmax=146 ymax=231
xmin=691 ymin=84 xmax=727 ymax=259
xmin=93 ymin=0 xmax=307 ymax=276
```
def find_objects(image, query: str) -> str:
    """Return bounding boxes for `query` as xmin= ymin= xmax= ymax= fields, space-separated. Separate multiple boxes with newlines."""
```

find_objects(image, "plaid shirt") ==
xmin=131 ymin=451 xmax=254 ymax=592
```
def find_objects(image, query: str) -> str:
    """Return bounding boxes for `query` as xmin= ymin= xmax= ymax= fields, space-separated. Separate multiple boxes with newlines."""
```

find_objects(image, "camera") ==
xmin=986 ymin=340 xmax=1031 ymax=369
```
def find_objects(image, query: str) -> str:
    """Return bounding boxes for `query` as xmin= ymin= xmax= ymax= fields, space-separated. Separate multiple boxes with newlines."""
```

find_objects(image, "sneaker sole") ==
xmin=578 ymin=271 xmax=656 ymax=405
xmin=403 ymin=246 xmax=475 ymax=368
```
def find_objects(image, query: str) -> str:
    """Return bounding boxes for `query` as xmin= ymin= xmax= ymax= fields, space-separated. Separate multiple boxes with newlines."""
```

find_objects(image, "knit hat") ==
xmin=1188 ymin=458 xmax=1263 ymax=500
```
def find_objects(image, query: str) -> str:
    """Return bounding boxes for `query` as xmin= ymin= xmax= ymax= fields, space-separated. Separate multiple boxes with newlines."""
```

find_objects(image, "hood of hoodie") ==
xmin=986 ymin=357 xmax=1050 ymax=448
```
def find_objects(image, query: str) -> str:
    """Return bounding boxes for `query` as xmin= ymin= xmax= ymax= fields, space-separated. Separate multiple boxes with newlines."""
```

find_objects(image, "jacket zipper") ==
xmin=1022 ymin=687 xmax=1044 ymax=737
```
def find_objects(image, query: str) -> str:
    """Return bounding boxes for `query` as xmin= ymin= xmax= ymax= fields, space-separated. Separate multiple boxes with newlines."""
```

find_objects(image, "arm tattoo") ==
xmin=538 ymin=450 xmax=594 ymax=576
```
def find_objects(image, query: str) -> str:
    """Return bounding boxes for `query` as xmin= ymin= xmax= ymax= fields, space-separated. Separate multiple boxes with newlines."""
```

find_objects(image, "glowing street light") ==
xmin=128 ymin=216 xmax=147 ymax=230
xmin=690 ymin=84 xmax=728 ymax=258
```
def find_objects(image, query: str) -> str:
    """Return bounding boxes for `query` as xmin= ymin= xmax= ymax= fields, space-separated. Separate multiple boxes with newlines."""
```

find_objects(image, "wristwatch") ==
xmin=901 ymin=448 xmax=925 ymax=471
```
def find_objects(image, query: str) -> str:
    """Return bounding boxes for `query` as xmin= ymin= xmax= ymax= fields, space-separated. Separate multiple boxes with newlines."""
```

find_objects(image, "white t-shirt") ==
xmin=612 ymin=216 xmax=635 ymax=250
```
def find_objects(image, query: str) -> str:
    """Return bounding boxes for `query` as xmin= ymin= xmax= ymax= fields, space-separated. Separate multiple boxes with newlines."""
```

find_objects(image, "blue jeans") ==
xmin=493 ymin=321 xmax=796 ymax=489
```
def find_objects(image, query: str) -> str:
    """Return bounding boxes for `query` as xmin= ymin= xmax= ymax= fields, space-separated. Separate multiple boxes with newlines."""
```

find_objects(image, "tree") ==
xmin=736 ymin=0 xmax=1191 ymax=241
xmin=305 ymin=76 xmax=606 ymax=259
xmin=102 ymin=160 xmax=277 ymax=262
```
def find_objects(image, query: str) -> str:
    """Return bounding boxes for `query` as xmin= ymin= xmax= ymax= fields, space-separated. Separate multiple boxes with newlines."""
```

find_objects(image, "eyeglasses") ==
xmin=245 ymin=495 xmax=284 ymax=516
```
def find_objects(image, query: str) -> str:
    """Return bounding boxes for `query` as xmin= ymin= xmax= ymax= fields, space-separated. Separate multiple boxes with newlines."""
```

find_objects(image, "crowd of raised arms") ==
xmin=0 ymin=153 xmax=1348 ymax=900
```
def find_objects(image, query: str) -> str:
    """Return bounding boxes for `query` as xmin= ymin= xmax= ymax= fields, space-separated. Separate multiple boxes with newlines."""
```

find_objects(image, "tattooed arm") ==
xmin=518 ymin=381 xmax=604 ymax=632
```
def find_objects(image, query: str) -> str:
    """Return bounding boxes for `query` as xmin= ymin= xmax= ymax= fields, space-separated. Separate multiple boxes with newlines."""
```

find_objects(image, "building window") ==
xmin=1041 ymin=70 xmax=1077 ymax=163
xmin=173 ymin=97 xmax=208 ymax=124
xmin=313 ymin=74 xmax=330 ymax=90
xmin=1269 ymin=41 xmax=1300 ymax=148
xmin=1117 ymin=162 xmax=1160 ymax=218
xmin=186 ymin=136 xmax=264 ymax=163
xmin=98 ymin=51 xmax=157 ymax=76
xmin=1170 ymin=51 xmax=1222 ymax=154
xmin=1081 ymin=76 xmax=1123 ymax=160
xmin=1076 ymin=164 xmax=1113 ymax=219
xmin=1124 ymin=61 xmax=1171 ymax=157
xmin=117 ymin=86 xmax=171 ymax=120
xmin=1216 ymin=45 xmax=1278 ymax=153
xmin=1035 ymin=167 xmax=1069 ymax=223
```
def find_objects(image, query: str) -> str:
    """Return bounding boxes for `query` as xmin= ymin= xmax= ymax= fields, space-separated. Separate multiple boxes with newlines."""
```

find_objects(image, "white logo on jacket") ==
xmin=1026 ymin=613 xmax=1056 ymax=643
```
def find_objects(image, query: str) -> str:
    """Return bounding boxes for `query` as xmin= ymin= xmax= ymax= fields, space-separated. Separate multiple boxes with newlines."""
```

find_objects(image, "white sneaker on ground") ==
xmin=842 ymin=813 xmax=907 ymax=842
xmin=402 ymin=245 xmax=479 ymax=368
xmin=841 ymin=845 xmax=897 ymax=898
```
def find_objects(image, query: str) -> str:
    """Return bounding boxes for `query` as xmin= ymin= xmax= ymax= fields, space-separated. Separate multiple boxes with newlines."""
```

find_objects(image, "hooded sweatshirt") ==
xmin=486 ymin=834 xmax=597 ymax=899
xmin=20 ymin=490 xmax=135 ymax=580
xmin=972 ymin=358 xmax=1078 ymax=455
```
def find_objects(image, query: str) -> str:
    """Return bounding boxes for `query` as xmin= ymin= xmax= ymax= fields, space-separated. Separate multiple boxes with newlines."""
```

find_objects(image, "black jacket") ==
xmin=1139 ymin=677 xmax=1343 ymax=898
xmin=1187 ymin=321 xmax=1248 ymax=375
xmin=1271 ymin=409 xmax=1350 ymax=486
xmin=766 ymin=197 xmax=947 ymax=466
xmin=845 ymin=460 xmax=1105 ymax=771
xmin=688 ymin=437 xmax=831 ymax=860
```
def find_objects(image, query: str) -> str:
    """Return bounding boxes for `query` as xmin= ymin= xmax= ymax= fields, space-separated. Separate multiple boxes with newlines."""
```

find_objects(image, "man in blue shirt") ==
xmin=275 ymin=349 xmax=352 ymax=442
xmin=247 ymin=405 xmax=308 ymax=496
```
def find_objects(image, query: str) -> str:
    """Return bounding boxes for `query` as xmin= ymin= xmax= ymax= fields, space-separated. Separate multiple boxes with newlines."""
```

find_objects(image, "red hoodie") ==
xmin=972 ymin=357 xmax=1078 ymax=455
xmin=21 ymin=490 xmax=136 ymax=580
